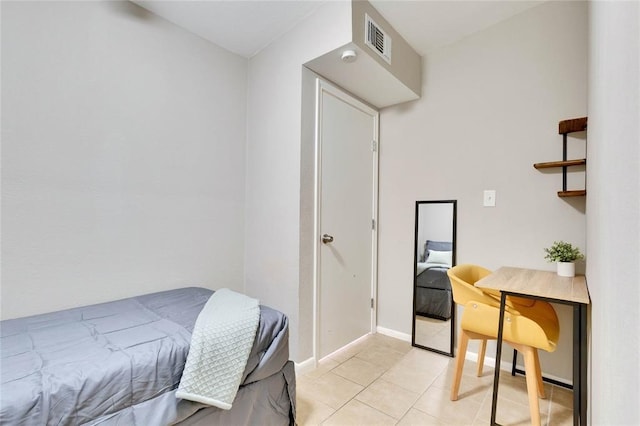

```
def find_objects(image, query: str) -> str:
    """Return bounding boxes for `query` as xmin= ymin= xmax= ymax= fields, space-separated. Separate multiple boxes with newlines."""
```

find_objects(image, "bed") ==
xmin=415 ymin=240 xmax=453 ymax=320
xmin=0 ymin=287 xmax=295 ymax=425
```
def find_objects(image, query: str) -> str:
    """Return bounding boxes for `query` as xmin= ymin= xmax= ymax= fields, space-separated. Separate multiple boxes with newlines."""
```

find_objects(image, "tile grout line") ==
xmin=544 ymin=385 xmax=554 ymax=426
xmin=329 ymin=344 xmax=435 ymax=425
xmin=318 ymin=349 xmax=399 ymax=425
xmin=473 ymin=379 xmax=492 ymax=425
xmin=332 ymin=339 xmax=423 ymax=422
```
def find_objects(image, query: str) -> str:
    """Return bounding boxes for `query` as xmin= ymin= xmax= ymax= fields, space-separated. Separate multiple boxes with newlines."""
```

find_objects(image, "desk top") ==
xmin=476 ymin=266 xmax=590 ymax=305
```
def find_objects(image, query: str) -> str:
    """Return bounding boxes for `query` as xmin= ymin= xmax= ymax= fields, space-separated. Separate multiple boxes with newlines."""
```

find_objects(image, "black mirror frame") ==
xmin=411 ymin=199 xmax=457 ymax=357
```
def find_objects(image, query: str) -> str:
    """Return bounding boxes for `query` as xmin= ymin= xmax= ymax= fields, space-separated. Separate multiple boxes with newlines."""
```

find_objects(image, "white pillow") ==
xmin=416 ymin=263 xmax=428 ymax=276
xmin=427 ymin=250 xmax=452 ymax=267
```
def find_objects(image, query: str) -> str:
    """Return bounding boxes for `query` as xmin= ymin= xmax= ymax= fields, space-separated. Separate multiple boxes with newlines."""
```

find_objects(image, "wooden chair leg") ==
xmin=521 ymin=346 xmax=542 ymax=426
xmin=533 ymin=348 xmax=545 ymax=399
xmin=477 ymin=339 xmax=487 ymax=377
xmin=451 ymin=331 xmax=469 ymax=401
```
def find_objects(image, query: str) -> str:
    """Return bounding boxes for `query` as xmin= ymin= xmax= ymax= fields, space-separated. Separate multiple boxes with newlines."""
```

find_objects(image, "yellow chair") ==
xmin=447 ymin=264 xmax=559 ymax=426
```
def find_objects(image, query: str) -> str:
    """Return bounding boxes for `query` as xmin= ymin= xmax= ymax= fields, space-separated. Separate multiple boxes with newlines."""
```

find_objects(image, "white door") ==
xmin=315 ymin=80 xmax=378 ymax=359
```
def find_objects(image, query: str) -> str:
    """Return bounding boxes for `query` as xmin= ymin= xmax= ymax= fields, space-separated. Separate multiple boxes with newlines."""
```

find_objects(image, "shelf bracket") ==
xmin=562 ymin=133 xmax=568 ymax=192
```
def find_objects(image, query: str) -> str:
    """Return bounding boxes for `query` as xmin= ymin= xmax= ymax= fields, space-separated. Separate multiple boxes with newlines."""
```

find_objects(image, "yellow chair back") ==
xmin=447 ymin=264 xmax=559 ymax=352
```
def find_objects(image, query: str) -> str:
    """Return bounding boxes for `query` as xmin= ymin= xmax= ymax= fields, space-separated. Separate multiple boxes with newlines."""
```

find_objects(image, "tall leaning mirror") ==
xmin=412 ymin=200 xmax=457 ymax=357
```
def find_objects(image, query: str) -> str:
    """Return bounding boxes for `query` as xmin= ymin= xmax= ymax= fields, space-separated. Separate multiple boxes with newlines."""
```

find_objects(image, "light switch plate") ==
xmin=483 ymin=190 xmax=496 ymax=207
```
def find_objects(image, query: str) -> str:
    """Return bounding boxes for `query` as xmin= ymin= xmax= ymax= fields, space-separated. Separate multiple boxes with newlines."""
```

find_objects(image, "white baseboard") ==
xmin=466 ymin=351 xmax=513 ymax=372
xmin=294 ymin=357 xmax=316 ymax=376
xmin=376 ymin=326 xmax=411 ymax=342
xmin=466 ymin=352 xmax=572 ymax=386
xmin=508 ymin=362 xmax=573 ymax=386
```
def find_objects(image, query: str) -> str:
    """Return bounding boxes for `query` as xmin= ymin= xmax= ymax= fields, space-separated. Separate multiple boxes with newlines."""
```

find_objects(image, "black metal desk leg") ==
xmin=573 ymin=305 xmax=580 ymax=426
xmin=579 ymin=304 xmax=588 ymax=425
xmin=573 ymin=303 xmax=588 ymax=426
xmin=491 ymin=292 xmax=508 ymax=426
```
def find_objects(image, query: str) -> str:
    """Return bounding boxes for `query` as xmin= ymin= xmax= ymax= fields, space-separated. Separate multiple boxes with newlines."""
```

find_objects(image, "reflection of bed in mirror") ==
xmin=415 ymin=240 xmax=452 ymax=320
xmin=413 ymin=200 xmax=456 ymax=357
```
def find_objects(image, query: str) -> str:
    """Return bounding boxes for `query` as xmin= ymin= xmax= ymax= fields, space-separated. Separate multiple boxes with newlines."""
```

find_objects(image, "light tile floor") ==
xmin=296 ymin=333 xmax=574 ymax=426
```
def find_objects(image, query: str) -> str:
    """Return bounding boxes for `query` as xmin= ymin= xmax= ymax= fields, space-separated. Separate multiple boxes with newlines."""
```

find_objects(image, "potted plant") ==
xmin=544 ymin=241 xmax=584 ymax=277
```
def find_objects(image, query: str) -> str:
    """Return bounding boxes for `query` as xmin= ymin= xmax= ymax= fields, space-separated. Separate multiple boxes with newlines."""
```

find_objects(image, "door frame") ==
xmin=312 ymin=78 xmax=379 ymax=362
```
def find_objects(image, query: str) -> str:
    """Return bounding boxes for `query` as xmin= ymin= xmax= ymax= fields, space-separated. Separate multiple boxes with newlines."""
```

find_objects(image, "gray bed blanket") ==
xmin=0 ymin=287 xmax=290 ymax=425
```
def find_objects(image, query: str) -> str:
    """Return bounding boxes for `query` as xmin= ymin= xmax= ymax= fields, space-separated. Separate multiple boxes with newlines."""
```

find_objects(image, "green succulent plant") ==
xmin=544 ymin=241 xmax=584 ymax=262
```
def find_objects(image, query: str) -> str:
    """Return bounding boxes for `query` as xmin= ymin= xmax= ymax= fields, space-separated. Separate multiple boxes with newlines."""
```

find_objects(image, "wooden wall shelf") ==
xmin=534 ymin=117 xmax=587 ymax=197
xmin=558 ymin=117 xmax=588 ymax=134
xmin=559 ymin=190 xmax=587 ymax=198
xmin=534 ymin=159 xmax=586 ymax=169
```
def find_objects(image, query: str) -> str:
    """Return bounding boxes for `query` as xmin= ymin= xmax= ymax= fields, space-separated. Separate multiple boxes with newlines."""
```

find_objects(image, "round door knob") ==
xmin=322 ymin=234 xmax=334 ymax=244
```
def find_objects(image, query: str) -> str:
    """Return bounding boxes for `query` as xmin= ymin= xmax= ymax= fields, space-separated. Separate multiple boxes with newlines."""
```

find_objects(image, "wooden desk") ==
xmin=477 ymin=267 xmax=590 ymax=426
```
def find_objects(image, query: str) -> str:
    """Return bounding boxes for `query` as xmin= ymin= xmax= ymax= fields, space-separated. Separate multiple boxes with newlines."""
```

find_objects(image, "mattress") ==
xmin=415 ymin=267 xmax=452 ymax=320
xmin=417 ymin=266 xmax=450 ymax=290
xmin=0 ymin=287 xmax=290 ymax=425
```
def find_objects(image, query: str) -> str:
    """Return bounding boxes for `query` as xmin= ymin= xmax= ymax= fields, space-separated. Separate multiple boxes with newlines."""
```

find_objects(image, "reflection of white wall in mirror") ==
xmin=416 ymin=203 xmax=454 ymax=261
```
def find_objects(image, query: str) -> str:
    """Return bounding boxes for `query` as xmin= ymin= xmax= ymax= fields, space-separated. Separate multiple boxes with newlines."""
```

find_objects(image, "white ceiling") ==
xmin=133 ymin=0 xmax=545 ymax=58
xmin=133 ymin=0 xmax=325 ymax=58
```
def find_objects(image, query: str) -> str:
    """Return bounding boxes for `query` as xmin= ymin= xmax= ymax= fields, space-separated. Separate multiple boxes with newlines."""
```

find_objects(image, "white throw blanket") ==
xmin=176 ymin=288 xmax=260 ymax=410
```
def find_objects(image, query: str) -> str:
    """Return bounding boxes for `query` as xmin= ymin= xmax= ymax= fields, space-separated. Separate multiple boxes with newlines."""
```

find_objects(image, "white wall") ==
xmin=1 ymin=1 xmax=248 ymax=319
xmin=378 ymin=1 xmax=588 ymax=380
xmin=587 ymin=1 xmax=640 ymax=423
xmin=245 ymin=1 xmax=352 ymax=361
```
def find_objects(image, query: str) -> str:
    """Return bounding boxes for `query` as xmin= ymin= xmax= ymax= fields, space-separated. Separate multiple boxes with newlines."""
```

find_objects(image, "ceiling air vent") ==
xmin=365 ymin=14 xmax=391 ymax=64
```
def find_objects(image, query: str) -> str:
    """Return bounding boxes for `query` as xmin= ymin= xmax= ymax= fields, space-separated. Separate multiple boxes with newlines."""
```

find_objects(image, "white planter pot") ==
xmin=557 ymin=262 xmax=575 ymax=277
